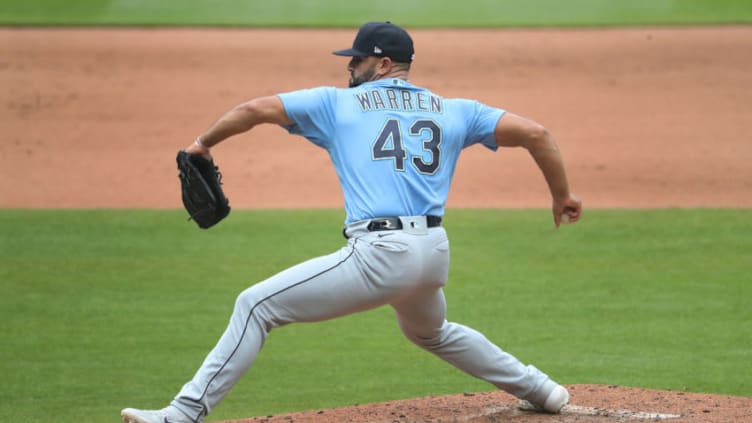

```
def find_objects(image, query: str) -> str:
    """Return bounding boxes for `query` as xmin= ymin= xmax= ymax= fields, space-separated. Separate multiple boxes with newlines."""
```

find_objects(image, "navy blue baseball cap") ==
xmin=333 ymin=21 xmax=415 ymax=63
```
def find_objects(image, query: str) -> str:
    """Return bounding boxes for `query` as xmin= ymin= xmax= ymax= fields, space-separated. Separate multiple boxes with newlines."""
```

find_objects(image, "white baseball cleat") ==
xmin=121 ymin=405 xmax=196 ymax=423
xmin=541 ymin=384 xmax=570 ymax=413
xmin=518 ymin=382 xmax=570 ymax=414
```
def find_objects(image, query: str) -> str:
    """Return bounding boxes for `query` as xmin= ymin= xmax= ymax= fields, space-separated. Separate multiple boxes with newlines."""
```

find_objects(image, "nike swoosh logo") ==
xmin=377 ymin=233 xmax=395 ymax=238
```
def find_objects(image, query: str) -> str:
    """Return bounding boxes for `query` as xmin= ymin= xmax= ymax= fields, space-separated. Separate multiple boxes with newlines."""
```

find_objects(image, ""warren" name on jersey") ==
xmin=354 ymin=89 xmax=443 ymax=114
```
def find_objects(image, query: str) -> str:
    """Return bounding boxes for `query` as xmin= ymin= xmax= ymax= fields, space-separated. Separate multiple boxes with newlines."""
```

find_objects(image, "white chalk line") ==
xmin=456 ymin=403 xmax=682 ymax=421
xmin=374 ymin=402 xmax=681 ymax=422
xmin=563 ymin=404 xmax=681 ymax=419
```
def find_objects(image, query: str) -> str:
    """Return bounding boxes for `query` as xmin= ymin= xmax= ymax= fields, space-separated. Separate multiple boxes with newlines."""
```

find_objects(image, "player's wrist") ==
xmin=194 ymin=137 xmax=212 ymax=153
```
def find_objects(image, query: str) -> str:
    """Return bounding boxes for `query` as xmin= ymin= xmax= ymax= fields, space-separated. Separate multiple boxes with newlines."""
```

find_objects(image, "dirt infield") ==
xmin=1 ymin=26 xmax=751 ymax=209
xmin=2 ymin=27 xmax=751 ymax=421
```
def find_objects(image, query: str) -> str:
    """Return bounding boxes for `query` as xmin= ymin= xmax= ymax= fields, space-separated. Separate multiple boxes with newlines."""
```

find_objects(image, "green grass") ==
xmin=2 ymin=0 xmax=752 ymax=27
xmin=0 ymin=209 xmax=750 ymax=423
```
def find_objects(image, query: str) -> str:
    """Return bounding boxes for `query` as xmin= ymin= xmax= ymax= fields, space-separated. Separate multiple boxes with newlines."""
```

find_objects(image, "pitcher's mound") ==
xmin=213 ymin=385 xmax=750 ymax=423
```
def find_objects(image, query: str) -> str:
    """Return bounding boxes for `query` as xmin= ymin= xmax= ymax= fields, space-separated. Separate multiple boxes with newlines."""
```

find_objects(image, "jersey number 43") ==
xmin=372 ymin=118 xmax=441 ymax=175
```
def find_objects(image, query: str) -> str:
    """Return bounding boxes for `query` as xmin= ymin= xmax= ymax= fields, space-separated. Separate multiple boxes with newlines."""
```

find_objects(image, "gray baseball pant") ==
xmin=171 ymin=216 xmax=553 ymax=421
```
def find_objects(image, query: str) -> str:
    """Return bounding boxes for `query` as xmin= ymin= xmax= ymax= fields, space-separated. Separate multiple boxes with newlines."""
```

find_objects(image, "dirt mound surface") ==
xmin=216 ymin=385 xmax=751 ymax=423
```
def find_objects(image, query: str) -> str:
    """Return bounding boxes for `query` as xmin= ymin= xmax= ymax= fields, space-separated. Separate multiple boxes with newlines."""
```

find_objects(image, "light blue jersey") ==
xmin=279 ymin=78 xmax=504 ymax=223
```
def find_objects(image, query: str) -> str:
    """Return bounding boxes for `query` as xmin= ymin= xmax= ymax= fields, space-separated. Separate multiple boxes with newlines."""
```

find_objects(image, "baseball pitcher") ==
xmin=122 ymin=21 xmax=582 ymax=423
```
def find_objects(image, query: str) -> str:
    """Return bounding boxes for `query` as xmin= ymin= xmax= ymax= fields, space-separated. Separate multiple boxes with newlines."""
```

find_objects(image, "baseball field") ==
xmin=1 ymin=1 xmax=751 ymax=422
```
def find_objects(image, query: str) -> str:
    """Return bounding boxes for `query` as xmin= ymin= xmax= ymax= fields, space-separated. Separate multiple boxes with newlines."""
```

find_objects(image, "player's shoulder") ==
xmin=278 ymin=85 xmax=340 ymax=107
xmin=278 ymin=85 xmax=341 ymax=97
xmin=440 ymin=97 xmax=491 ymax=114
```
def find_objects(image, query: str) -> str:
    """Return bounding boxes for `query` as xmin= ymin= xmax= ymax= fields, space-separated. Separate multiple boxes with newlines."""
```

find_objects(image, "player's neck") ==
xmin=377 ymin=69 xmax=409 ymax=82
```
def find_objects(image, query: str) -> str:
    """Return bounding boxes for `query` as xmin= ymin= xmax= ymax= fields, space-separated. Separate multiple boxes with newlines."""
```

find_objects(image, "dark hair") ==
xmin=392 ymin=61 xmax=412 ymax=72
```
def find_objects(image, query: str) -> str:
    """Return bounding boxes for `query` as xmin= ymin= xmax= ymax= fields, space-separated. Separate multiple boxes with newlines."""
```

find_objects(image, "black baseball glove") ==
xmin=176 ymin=150 xmax=230 ymax=229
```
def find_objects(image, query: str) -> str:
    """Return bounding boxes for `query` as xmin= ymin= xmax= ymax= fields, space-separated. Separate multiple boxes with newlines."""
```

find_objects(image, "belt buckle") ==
xmin=368 ymin=217 xmax=400 ymax=231
xmin=380 ymin=218 xmax=399 ymax=230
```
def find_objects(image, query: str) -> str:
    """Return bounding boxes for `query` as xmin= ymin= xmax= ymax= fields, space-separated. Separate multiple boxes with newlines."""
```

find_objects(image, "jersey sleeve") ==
xmin=277 ymin=87 xmax=337 ymax=148
xmin=462 ymin=100 xmax=505 ymax=151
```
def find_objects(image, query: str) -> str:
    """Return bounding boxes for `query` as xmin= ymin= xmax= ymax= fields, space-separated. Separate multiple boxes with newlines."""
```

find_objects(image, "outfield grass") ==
xmin=1 ymin=0 xmax=752 ymax=27
xmin=0 ymin=209 xmax=749 ymax=423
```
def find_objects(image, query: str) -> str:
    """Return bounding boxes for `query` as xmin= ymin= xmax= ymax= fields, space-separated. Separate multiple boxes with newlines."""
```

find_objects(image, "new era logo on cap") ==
xmin=333 ymin=22 xmax=415 ymax=63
